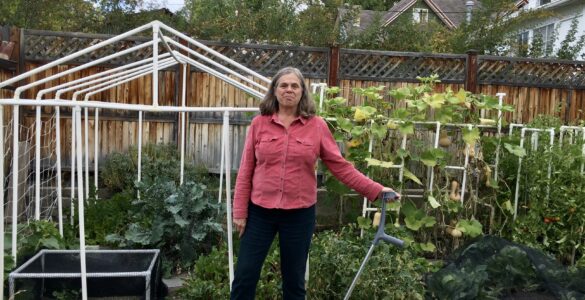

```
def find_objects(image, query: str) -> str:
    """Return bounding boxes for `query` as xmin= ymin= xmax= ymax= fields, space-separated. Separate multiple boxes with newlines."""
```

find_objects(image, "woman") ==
xmin=231 ymin=67 xmax=399 ymax=300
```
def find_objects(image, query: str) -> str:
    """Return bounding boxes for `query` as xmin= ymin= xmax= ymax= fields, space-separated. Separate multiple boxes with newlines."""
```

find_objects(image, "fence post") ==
xmin=328 ymin=46 xmax=340 ymax=87
xmin=565 ymin=89 xmax=572 ymax=124
xmin=465 ymin=50 xmax=478 ymax=94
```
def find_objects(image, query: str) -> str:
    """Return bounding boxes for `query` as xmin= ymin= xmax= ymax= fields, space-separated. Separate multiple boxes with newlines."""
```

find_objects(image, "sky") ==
xmin=158 ymin=0 xmax=185 ymax=12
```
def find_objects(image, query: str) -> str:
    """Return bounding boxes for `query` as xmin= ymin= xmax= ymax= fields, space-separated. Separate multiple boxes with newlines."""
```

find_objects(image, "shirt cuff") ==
xmin=366 ymin=183 xmax=384 ymax=202
xmin=233 ymin=207 xmax=248 ymax=219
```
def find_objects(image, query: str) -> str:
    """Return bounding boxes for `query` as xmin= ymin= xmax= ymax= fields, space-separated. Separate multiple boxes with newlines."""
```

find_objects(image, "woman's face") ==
xmin=274 ymin=73 xmax=303 ymax=111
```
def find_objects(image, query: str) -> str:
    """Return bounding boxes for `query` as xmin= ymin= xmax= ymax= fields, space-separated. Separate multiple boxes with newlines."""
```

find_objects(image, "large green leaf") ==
xmin=365 ymin=158 xmax=394 ymax=168
xmin=425 ymin=93 xmax=445 ymax=109
xmin=389 ymin=87 xmax=412 ymax=100
xmin=504 ymin=143 xmax=526 ymax=157
xmin=456 ymin=219 xmax=483 ymax=238
xmin=420 ymin=149 xmax=446 ymax=167
xmin=392 ymin=108 xmax=409 ymax=119
xmin=399 ymin=122 xmax=414 ymax=136
xmin=124 ymin=224 xmax=151 ymax=245
xmin=462 ymin=127 xmax=480 ymax=145
xmin=327 ymin=96 xmax=346 ymax=106
xmin=337 ymin=117 xmax=353 ymax=133
xmin=427 ymin=195 xmax=441 ymax=209
xmin=174 ymin=215 xmax=189 ymax=228
xmin=419 ymin=242 xmax=436 ymax=252
xmin=351 ymin=126 xmax=365 ymax=136
xmin=402 ymin=201 xmax=436 ymax=231
xmin=403 ymin=168 xmax=422 ymax=185
xmin=357 ymin=216 xmax=372 ymax=230
xmin=41 ymin=237 xmax=61 ymax=249
xmin=370 ymin=121 xmax=387 ymax=140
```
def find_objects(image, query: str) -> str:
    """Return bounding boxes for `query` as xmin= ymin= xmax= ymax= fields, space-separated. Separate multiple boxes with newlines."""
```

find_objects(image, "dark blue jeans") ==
xmin=230 ymin=202 xmax=316 ymax=300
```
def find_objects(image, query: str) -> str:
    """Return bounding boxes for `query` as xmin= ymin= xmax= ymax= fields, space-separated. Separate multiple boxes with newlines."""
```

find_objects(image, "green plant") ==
xmin=177 ymin=225 xmax=439 ymax=299
xmin=105 ymin=179 xmax=223 ymax=274
xmin=10 ymin=220 xmax=73 ymax=265
xmin=426 ymin=236 xmax=585 ymax=299
xmin=320 ymin=77 xmax=514 ymax=257
xmin=52 ymin=289 xmax=80 ymax=300
xmin=101 ymin=151 xmax=135 ymax=192
xmin=84 ymin=190 xmax=133 ymax=245
xmin=101 ymin=143 xmax=220 ymax=193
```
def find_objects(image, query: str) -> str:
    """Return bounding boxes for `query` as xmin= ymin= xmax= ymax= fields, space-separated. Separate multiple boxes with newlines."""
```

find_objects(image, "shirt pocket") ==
xmin=291 ymin=137 xmax=316 ymax=161
xmin=255 ymin=136 xmax=282 ymax=161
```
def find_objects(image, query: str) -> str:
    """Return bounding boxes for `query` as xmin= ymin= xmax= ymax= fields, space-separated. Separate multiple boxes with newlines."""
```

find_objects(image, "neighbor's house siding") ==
xmin=517 ymin=0 xmax=585 ymax=58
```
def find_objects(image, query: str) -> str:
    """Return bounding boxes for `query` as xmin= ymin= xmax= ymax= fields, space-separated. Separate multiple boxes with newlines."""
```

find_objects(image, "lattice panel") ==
xmin=193 ymin=42 xmax=329 ymax=78
xmin=340 ymin=49 xmax=466 ymax=82
xmin=478 ymin=58 xmax=585 ymax=88
xmin=24 ymin=31 xmax=154 ymax=65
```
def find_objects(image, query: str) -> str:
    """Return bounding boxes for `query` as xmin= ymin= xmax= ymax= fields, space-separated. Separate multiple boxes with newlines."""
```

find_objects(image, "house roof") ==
xmin=383 ymin=0 xmax=475 ymax=29
xmin=342 ymin=0 xmax=475 ymax=32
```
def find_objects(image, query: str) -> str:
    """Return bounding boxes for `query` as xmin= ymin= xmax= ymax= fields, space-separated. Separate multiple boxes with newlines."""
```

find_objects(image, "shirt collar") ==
xmin=271 ymin=113 xmax=307 ymax=125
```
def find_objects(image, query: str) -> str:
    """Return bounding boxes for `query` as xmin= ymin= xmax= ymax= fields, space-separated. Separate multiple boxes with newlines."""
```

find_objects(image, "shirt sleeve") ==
xmin=233 ymin=118 xmax=257 ymax=219
xmin=317 ymin=117 xmax=383 ymax=201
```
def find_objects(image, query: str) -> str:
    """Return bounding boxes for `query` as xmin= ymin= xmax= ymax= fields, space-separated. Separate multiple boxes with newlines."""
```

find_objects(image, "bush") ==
xmin=176 ymin=225 xmax=439 ymax=299
xmin=101 ymin=143 xmax=219 ymax=193
xmin=84 ymin=190 xmax=133 ymax=245
xmin=105 ymin=179 xmax=223 ymax=275
xmin=101 ymin=152 xmax=135 ymax=192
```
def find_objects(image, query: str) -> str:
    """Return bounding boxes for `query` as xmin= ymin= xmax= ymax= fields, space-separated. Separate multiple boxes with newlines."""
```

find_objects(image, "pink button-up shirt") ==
xmin=233 ymin=114 xmax=384 ymax=219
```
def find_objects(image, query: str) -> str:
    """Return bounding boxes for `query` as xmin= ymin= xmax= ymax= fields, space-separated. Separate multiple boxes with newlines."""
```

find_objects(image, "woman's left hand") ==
xmin=379 ymin=187 xmax=400 ymax=202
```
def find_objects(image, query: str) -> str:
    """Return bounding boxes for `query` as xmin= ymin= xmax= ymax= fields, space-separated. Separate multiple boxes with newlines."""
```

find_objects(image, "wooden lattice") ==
xmin=195 ymin=41 xmax=329 ymax=78
xmin=19 ymin=29 xmax=585 ymax=89
xmin=24 ymin=30 xmax=153 ymax=65
xmin=340 ymin=49 xmax=467 ymax=83
xmin=478 ymin=56 xmax=585 ymax=88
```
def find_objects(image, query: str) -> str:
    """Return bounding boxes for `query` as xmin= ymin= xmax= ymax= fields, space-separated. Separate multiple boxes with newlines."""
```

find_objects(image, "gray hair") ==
xmin=259 ymin=67 xmax=316 ymax=117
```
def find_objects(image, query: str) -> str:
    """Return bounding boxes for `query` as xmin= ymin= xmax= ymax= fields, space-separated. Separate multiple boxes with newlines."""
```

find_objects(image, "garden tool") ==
xmin=344 ymin=191 xmax=404 ymax=300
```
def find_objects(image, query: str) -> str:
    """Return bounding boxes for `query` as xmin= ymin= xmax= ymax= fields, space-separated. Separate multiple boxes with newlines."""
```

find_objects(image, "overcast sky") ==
xmin=159 ymin=0 xmax=185 ymax=12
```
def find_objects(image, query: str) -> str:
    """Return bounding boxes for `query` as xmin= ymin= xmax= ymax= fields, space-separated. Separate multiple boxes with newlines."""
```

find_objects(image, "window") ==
xmin=539 ymin=0 xmax=551 ymax=5
xmin=413 ymin=8 xmax=429 ymax=24
xmin=533 ymin=23 xmax=555 ymax=54
xmin=517 ymin=31 xmax=529 ymax=45
xmin=517 ymin=31 xmax=530 ymax=55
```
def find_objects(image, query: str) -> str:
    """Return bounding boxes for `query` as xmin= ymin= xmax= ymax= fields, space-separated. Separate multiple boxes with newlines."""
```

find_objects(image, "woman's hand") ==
xmin=379 ymin=187 xmax=400 ymax=202
xmin=233 ymin=218 xmax=247 ymax=238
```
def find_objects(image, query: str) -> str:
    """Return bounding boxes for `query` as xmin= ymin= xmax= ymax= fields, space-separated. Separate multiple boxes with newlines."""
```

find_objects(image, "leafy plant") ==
xmin=176 ymin=225 xmax=439 ymax=299
xmin=105 ymin=179 xmax=223 ymax=274
xmin=320 ymin=76 xmax=514 ymax=257
xmin=84 ymin=190 xmax=133 ymax=245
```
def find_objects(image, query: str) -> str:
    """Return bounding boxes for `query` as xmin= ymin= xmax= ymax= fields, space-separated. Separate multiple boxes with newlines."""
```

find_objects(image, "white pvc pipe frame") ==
xmin=0 ymin=99 xmax=259 ymax=297
xmin=0 ymin=20 xmax=271 ymax=300
xmin=559 ymin=126 xmax=585 ymax=174
xmin=513 ymin=127 xmax=555 ymax=220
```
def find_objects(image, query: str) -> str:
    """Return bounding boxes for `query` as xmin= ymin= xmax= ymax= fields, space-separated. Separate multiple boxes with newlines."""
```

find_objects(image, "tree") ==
xmin=435 ymin=0 xmax=551 ymax=55
xmin=346 ymin=0 xmax=400 ymax=11
xmin=0 ymin=0 xmax=99 ymax=32
xmin=555 ymin=18 xmax=585 ymax=60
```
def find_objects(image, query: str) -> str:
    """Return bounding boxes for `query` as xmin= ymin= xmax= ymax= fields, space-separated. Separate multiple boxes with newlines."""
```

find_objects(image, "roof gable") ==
xmin=382 ymin=0 xmax=465 ymax=29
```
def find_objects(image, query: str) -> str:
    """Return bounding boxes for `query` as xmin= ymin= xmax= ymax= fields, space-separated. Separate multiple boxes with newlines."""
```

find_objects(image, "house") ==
xmin=339 ymin=0 xmax=476 ymax=35
xmin=515 ymin=0 xmax=585 ymax=59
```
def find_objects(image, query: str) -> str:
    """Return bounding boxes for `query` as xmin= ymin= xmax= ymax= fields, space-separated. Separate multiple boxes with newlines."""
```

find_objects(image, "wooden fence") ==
xmin=0 ymin=26 xmax=584 ymax=173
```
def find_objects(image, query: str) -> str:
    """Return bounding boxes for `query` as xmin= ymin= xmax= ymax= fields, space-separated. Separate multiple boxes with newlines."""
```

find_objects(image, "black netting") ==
xmin=426 ymin=236 xmax=585 ymax=300
xmin=10 ymin=250 xmax=167 ymax=299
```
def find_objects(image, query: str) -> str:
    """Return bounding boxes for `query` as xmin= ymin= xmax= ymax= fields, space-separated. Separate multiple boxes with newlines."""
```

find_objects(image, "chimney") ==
xmin=466 ymin=0 xmax=474 ymax=23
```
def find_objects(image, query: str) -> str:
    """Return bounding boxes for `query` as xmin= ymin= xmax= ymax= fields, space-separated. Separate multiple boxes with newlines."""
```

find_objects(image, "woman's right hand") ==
xmin=233 ymin=218 xmax=247 ymax=238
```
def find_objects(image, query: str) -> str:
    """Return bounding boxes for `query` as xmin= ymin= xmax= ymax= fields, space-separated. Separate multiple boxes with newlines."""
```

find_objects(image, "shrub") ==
xmin=176 ymin=225 xmax=439 ymax=299
xmin=105 ymin=179 xmax=223 ymax=275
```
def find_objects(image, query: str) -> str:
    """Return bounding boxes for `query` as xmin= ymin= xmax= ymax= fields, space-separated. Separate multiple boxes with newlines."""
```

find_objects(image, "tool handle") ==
xmin=377 ymin=233 xmax=405 ymax=247
xmin=381 ymin=190 xmax=399 ymax=202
